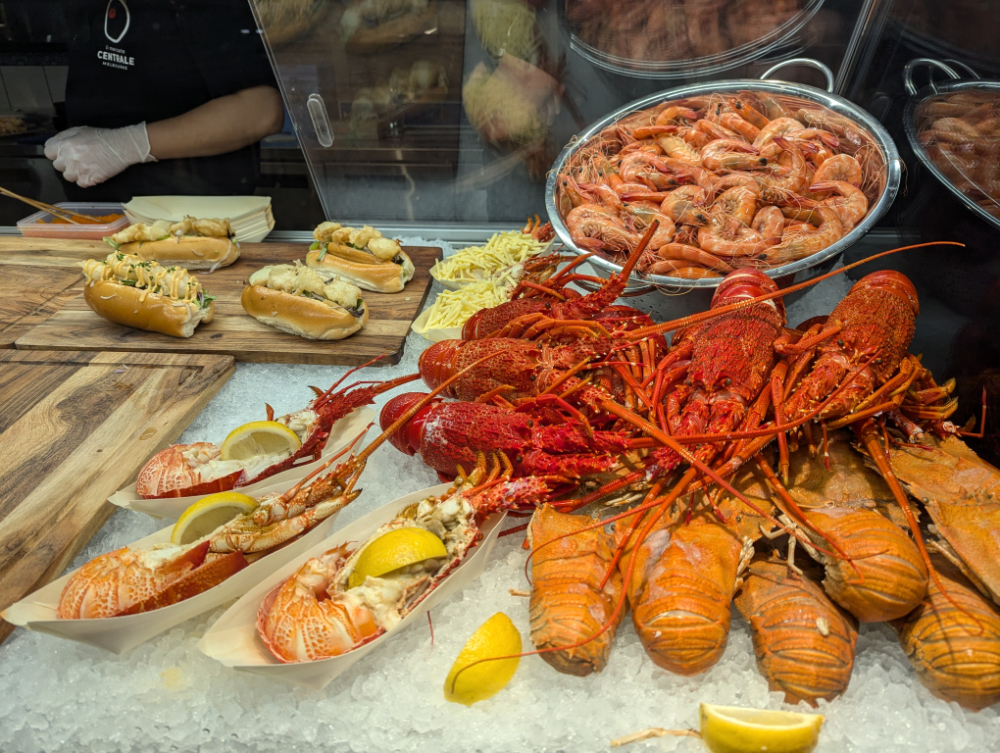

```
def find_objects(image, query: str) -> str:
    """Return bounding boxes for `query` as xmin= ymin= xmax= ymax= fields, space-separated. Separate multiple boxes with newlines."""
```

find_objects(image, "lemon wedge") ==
xmin=170 ymin=491 xmax=259 ymax=545
xmin=699 ymin=704 xmax=824 ymax=753
xmin=219 ymin=420 xmax=301 ymax=462
xmin=444 ymin=612 xmax=521 ymax=706
xmin=347 ymin=528 xmax=448 ymax=589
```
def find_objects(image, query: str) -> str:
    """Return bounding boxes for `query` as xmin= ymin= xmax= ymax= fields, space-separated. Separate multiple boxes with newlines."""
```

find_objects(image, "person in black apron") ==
xmin=45 ymin=0 xmax=284 ymax=200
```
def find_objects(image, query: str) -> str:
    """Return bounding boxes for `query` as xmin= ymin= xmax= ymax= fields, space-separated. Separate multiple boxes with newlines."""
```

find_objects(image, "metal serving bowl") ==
xmin=903 ymin=61 xmax=1000 ymax=233
xmin=544 ymin=62 xmax=903 ymax=293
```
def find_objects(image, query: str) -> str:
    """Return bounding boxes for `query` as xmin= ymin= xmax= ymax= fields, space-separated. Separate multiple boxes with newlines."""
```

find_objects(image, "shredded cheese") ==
xmin=430 ymin=230 xmax=547 ymax=286
xmin=423 ymin=280 xmax=511 ymax=330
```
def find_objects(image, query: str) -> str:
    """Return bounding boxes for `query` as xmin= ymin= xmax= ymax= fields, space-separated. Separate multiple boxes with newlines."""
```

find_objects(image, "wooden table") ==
xmin=3 ymin=238 xmax=440 ymax=365
xmin=0 ymin=349 xmax=235 ymax=645
xmin=0 ymin=237 xmax=106 ymax=348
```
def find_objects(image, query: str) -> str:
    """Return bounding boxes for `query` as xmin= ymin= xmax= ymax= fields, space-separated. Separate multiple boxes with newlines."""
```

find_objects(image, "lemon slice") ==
xmin=444 ymin=612 xmax=521 ymax=706
xmin=170 ymin=491 xmax=259 ymax=545
xmin=699 ymin=704 xmax=824 ymax=753
xmin=219 ymin=420 xmax=301 ymax=462
xmin=347 ymin=528 xmax=448 ymax=589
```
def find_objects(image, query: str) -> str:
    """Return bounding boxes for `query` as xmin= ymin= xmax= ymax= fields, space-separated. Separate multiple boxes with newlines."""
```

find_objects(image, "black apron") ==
xmin=64 ymin=0 xmax=277 ymax=201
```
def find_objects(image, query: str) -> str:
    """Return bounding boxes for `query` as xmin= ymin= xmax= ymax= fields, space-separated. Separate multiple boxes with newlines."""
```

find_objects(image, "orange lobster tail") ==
xmin=894 ymin=558 xmax=1000 ymax=711
xmin=528 ymin=505 xmax=625 ymax=676
xmin=804 ymin=507 xmax=928 ymax=622
xmin=620 ymin=509 xmax=742 ymax=676
xmin=735 ymin=558 xmax=858 ymax=706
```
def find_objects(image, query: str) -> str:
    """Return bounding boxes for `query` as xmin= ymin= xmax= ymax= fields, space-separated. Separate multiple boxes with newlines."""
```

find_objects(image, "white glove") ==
xmin=44 ymin=123 xmax=157 ymax=188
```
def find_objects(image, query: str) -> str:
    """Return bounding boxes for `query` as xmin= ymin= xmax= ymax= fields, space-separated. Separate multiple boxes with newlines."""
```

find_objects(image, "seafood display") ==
xmin=913 ymin=88 xmax=1000 ymax=220
xmin=554 ymin=91 xmax=888 ymax=277
xmin=369 ymin=239 xmax=1000 ymax=712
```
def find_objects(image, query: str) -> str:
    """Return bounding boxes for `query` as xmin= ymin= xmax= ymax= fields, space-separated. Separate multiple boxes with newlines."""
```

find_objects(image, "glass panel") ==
xmin=253 ymin=0 xmax=866 ymax=228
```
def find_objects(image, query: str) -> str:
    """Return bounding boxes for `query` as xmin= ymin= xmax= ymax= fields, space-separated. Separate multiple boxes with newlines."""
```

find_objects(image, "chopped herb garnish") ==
xmin=120 ymin=279 xmax=137 ymax=286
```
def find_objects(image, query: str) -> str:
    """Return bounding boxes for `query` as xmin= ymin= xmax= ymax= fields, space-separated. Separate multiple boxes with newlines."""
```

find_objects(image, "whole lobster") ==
xmin=379 ymin=393 xmax=639 ymax=485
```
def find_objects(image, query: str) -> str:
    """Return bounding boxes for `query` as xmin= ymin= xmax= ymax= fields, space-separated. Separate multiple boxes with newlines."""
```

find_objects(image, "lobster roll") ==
xmin=306 ymin=221 xmax=414 ymax=293
xmin=106 ymin=216 xmax=239 ymax=270
xmin=241 ymin=261 xmax=369 ymax=340
xmin=80 ymin=252 xmax=215 ymax=338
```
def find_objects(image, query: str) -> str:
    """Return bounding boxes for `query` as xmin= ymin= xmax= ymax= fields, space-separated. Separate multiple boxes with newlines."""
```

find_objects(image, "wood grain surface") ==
xmin=0 ymin=237 xmax=106 ymax=347
xmin=0 ymin=350 xmax=235 ymax=645
xmin=11 ymin=240 xmax=440 ymax=365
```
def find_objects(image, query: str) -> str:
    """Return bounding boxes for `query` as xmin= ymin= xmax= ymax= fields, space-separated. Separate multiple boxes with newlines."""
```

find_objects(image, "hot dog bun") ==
xmin=306 ymin=245 xmax=414 ymax=293
xmin=107 ymin=216 xmax=239 ymax=270
xmin=241 ymin=285 xmax=369 ymax=340
xmin=83 ymin=280 xmax=215 ymax=338
xmin=80 ymin=252 xmax=215 ymax=338
xmin=241 ymin=263 xmax=369 ymax=340
xmin=307 ymin=221 xmax=415 ymax=293
xmin=118 ymin=236 xmax=240 ymax=270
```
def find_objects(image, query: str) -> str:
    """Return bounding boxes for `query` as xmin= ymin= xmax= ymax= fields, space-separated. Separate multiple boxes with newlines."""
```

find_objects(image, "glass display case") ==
xmin=251 ymin=0 xmax=866 ymax=229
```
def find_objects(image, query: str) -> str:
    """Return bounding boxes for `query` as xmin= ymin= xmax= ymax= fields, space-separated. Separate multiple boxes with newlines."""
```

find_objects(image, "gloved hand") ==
xmin=44 ymin=123 xmax=157 ymax=188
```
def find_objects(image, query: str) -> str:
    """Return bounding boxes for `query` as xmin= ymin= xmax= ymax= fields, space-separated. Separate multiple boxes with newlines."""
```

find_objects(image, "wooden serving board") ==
xmin=12 ymin=241 xmax=440 ymax=365
xmin=0 ymin=237 xmax=107 ymax=347
xmin=0 ymin=350 xmax=235 ymax=645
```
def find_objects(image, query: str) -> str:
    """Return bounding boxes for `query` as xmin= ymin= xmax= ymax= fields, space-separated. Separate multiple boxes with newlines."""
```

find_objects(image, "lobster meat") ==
xmin=734 ymin=556 xmax=858 ymax=706
xmin=59 ymin=442 xmax=368 ymax=619
xmin=136 ymin=369 xmax=415 ymax=499
xmin=527 ymin=504 xmax=625 ymax=676
xmin=58 ymin=367 xmax=477 ymax=621
xmin=257 ymin=455 xmax=551 ymax=663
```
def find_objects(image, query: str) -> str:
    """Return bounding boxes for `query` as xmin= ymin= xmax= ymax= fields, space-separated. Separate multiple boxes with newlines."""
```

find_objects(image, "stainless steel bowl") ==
xmin=544 ymin=65 xmax=903 ymax=293
xmin=903 ymin=61 xmax=1000 ymax=233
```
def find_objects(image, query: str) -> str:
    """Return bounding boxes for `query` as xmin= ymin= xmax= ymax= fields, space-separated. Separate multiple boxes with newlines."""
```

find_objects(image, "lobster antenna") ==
xmin=627 ymin=241 xmax=965 ymax=340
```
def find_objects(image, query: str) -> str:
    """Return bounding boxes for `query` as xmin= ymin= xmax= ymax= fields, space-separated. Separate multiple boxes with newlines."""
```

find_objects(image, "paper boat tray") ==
xmin=1 ymin=513 xmax=339 ymax=654
xmin=109 ymin=408 xmax=374 ymax=521
xmin=197 ymin=483 xmax=506 ymax=689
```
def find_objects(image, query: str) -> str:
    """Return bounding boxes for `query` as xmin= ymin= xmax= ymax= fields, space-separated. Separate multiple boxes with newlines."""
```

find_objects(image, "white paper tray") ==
xmin=198 ymin=482 xmax=506 ymax=689
xmin=109 ymin=408 xmax=374 ymax=521
xmin=1 ymin=514 xmax=339 ymax=654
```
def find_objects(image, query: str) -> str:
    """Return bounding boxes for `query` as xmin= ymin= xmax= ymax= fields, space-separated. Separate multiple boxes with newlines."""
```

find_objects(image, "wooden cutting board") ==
xmin=13 ymin=241 xmax=440 ymax=365
xmin=0 ymin=237 xmax=107 ymax=347
xmin=0 ymin=350 xmax=235 ymax=645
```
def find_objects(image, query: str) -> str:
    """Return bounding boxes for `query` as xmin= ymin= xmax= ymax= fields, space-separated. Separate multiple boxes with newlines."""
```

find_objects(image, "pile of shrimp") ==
xmin=566 ymin=0 xmax=803 ymax=65
xmin=555 ymin=90 xmax=886 ymax=279
xmin=916 ymin=89 xmax=1000 ymax=220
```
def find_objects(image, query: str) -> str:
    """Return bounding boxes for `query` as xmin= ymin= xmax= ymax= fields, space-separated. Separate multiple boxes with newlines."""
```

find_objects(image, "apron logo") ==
xmin=104 ymin=0 xmax=130 ymax=43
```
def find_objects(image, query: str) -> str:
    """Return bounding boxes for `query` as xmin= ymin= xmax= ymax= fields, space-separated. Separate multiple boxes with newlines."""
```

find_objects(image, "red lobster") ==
xmin=379 ymin=393 xmax=639 ymax=485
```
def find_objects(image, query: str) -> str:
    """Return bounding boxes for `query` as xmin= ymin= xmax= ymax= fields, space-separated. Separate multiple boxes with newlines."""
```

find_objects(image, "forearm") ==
xmin=146 ymin=85 xmax=285 ymax=160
